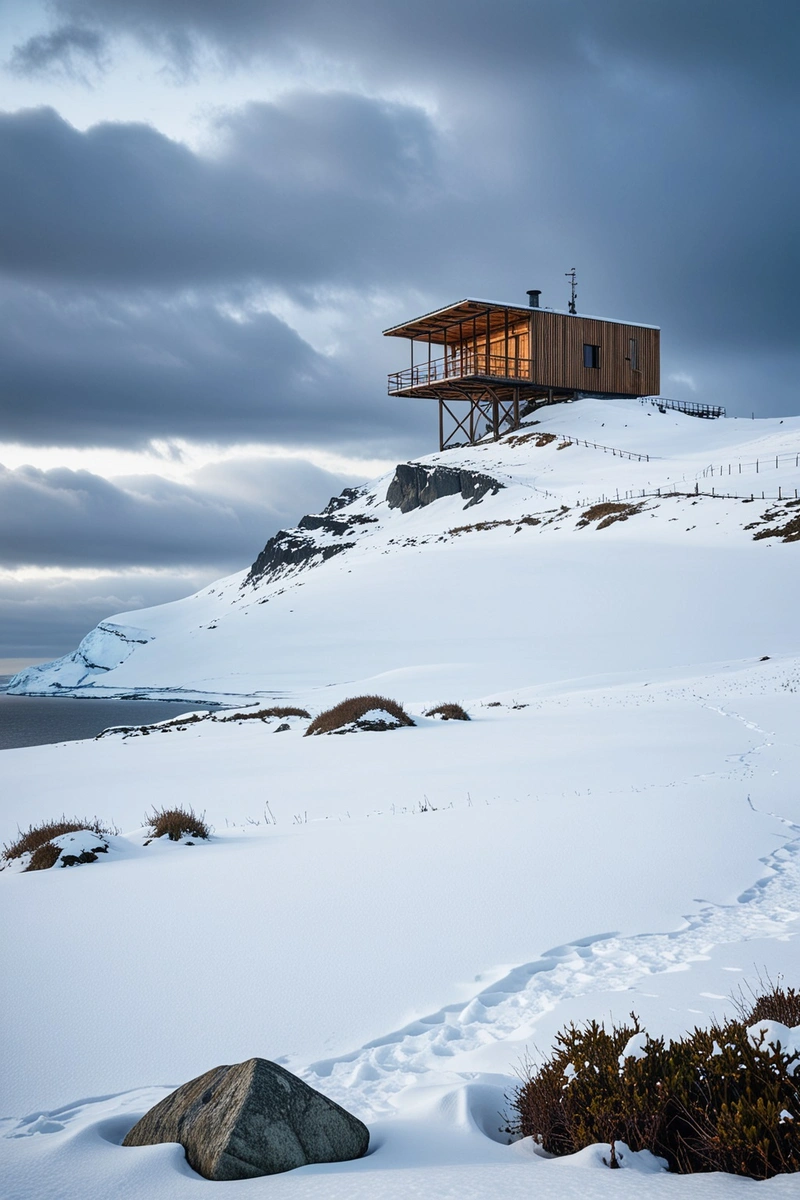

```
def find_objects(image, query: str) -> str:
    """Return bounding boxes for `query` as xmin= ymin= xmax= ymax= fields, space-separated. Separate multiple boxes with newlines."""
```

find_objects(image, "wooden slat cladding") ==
xmin=530 ymin=311 xmax=659 ymax=396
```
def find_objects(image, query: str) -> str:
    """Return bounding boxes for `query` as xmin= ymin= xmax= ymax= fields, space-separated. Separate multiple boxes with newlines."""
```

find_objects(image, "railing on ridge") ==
xmin=640 ymin=396 xmax=726 ymax=419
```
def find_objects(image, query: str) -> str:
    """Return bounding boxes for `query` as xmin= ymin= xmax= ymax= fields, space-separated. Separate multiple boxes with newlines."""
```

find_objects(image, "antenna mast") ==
xmin=565 ymin=268 xmax=577 ymax=315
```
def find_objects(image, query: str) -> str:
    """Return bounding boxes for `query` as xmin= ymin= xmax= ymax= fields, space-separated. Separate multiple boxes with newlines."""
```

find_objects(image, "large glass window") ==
xmin=583 ymin=343 xmax=600 ymax=369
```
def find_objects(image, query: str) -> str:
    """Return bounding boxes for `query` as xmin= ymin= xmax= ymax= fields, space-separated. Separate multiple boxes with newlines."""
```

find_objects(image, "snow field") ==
xmin=3 ymin=399 xmax=800 ymax=1197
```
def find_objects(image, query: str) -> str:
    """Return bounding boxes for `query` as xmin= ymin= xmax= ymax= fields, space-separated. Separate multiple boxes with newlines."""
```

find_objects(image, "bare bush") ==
xmin=734 ymin=976 xmax=800 ymax=1027
xmin=305 ymin=695 xmax=415 ymax=736
xmin=144 ymin=805 xmax=210 ymax=842
xmin=424 ymin=703 xmax=470 ymax=721
xmin=3 ymin=816 xmax=117 ymax=863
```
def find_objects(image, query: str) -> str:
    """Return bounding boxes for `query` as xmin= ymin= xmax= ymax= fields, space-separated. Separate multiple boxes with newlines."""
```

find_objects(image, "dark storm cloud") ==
xmin=34 ymin=0 xmax=800 ymax=97
xmin=0 ymin=98 xmax=442 ymax=288
xmin=7 ymin=23 xmax=107 ymax=79
xmin=0 ymin=280 xmax=431 ymax=450
xmin=0 ymin=456 xmax=352 ymax=569
xmin=0 ymin=0 xmax=797 ymax=450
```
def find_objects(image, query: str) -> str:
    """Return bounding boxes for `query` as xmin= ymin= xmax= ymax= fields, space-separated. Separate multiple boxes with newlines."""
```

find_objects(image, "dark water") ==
xmin=0 ymin=683 xmax=218 ymax=751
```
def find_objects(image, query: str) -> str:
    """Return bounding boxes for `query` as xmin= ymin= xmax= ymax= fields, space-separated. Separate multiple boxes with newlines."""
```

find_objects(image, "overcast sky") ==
xmin=1 ymin=0 xmax=798 ymax=669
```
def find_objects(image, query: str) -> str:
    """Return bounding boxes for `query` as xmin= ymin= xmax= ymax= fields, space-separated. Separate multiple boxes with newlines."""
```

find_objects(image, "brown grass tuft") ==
xmin=144 ymin=805 xmax=210 ymax=842
xmin=221 ymin=705 xmax=310 ymax=722
xmin=305 ymin=695 xmax=415 ymax=736
xmin=577 ymin=501 xmax=643 ymax=530
xmin=3 ymin=816 xmax=117 ymax=862
xmin=425 ymin=703 xmax=470 ymax=721
xmin=25 ymin=842 xmax=63 ymax=872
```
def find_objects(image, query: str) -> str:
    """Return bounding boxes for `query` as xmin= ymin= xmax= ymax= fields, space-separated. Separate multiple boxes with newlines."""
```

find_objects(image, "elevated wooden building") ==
xmin=384 ymin=293 xmax=660 ymax=451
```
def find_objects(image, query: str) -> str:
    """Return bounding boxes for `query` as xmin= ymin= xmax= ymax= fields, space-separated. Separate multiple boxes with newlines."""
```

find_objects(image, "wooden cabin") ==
xmin=384 ymin=294 xmax=660 ymax=450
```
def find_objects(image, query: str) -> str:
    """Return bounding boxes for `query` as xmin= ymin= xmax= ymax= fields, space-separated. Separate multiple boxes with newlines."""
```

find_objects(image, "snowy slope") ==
xmin=2 ymin=397 xmax=800 ymax=1199
xmin=9 ymin=397 xmax=800 ymax=703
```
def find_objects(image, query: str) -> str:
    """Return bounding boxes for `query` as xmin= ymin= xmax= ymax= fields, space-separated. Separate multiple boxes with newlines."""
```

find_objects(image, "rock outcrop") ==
xmin=245 ymin=486 xmax=376 ymax=587
xmin=245 ymin=527 xmax=354 ymax=585
xmin=386 ymin=464 xmax=503 ymax=513
xmin=123 ymin=1057 xmax=369 ymax=1181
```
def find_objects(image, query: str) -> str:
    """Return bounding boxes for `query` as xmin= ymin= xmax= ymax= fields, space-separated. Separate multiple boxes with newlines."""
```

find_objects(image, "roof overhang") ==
xmin=383 ymin=299 xmax=533 ymax=343
xmin=383 ymin=298 xmax=660 ymax=340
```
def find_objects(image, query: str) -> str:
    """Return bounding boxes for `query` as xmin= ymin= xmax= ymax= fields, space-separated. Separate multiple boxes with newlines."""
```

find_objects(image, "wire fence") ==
xmin=701 ymin=451 xmax=800 ymax=480
xmin=574 ymin=482 xmax=800 ymax=508
xmin=551 ymin=434 xmax=654 ymax=462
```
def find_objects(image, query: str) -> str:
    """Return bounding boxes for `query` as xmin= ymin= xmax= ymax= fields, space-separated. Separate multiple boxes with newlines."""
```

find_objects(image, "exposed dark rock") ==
xmin=298 ymin=513 xmax=377 ymax=537
xmin=61 ymin=849 xmax=100 ymax=867
xmin=245 ymin=486 xmax=379 ymax=587
xmin=123 ymin=1058 xmax=369 ymax=1181
xmin=386 ymin=464 xmax=503 ymax=513
xmin=246 ymin=530 xmax=355 ymax=586
xmin=321 ymin=486 xmax=367 ymax=514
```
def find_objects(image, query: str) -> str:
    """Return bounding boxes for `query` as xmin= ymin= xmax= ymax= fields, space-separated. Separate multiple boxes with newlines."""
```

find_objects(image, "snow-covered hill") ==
xmin=3 ymin=397 xmax=800 ymax=1199
xmin=9 ymin=398 xmax=800 ymax=703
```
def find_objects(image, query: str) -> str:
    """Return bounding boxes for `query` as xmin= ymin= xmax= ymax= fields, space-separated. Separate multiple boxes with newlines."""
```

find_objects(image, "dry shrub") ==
xmin=735 ymin=977 xmax=800 ymax=1027
xmin=25 ymin=842 xmax=63 ymax=872
xmin=510 ymin=1001 xmax=800 ymax=1179
xmin=3 ymin=816 xmax=116 ymax=862
xmin=144 ymin=805 xmax=210 ymax=842
xmin=221 ymin=705 xmax=310 ymax=722
xmin=535 ymin=433 xmax=558 ymax=447
xmin=425 ymin=703 xmax=470 ymax=721
xmin=449 ymin=515 xmax=542 ymax=536
xmin=577 ymin=501 xmax=643 ymax=530
xmin=255 ymin=705 xmax=310 ymax=719
xmin=305 ymin=695 xmax=414 ymax=736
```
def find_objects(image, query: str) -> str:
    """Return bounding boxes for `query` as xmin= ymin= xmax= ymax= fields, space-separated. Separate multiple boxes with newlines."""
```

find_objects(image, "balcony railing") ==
xmin=388 ymin=352 xmax=532 ymax=393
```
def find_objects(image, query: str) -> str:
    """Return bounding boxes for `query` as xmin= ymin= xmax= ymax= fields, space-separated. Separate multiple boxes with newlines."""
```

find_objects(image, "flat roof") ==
xmin=383 ymin=298 xmax=660 ymax=341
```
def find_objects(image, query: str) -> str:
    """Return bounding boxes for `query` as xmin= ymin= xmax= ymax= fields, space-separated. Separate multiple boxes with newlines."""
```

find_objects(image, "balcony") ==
xmin=388 ymin=351 xmax=532 ymax=395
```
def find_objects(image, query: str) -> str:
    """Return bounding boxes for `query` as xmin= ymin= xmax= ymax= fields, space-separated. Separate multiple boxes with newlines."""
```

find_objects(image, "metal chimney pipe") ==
xmin=527 ymin=289 xmax=541 ymax=308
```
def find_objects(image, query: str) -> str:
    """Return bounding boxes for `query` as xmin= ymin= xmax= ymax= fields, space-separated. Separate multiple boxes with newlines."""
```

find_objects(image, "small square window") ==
xmin=583 ymin=343 xmax=600 ymax=369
